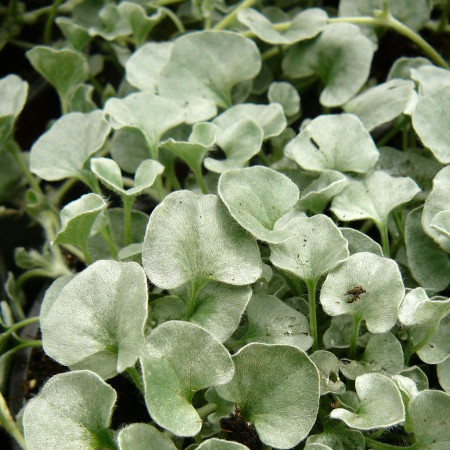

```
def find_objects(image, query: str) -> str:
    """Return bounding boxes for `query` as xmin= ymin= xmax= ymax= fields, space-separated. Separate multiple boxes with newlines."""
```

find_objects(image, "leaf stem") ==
xmin=349 ymin=316 xmax=362 ymax=359
xmin=0 ymin=392 xmax=26 ymax=449
xmin=306 ymin=279 xmax=319 ymax=352
xmin=378 ymin=222 xmax=390 ymax=257
xmin=376 ymin=116 xmax=409 ymax=147
xmin=14 ymin=268 xmax=55 ymax=296
xmin=197 ymin=403 xmax=217 ymax=418
xmin=214 ymin=0 xmax=257 ymax=30
xmin=43 ymin=0 xmax=63 ymax=44
xmin=193 ymin=167 xmax=208 ymax=194
xmin=365 ymin=438 xmax=419 ymax=450
xmin=2 ymin=317 xmax=39 ymax=339
xmin=328 ymin=13 xmax=448 ymax=69
xmin=122 ymin=196 xmax=135 ymax=246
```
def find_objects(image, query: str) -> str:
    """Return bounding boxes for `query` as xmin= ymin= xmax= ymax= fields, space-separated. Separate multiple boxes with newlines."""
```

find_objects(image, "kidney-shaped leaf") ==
xmin=41 ymin=260 xmax=148 ymax=379
xmin=330 ymin=373 xmax=405 ymax=430
xmin=283 ymin=23 xmax=373 ymax=107
xmin=238 ymin=7 xmax=327 ymax=45
xmin=142 ymin=190 xmax=261 ymax=289
xmin=270 ymin=214 xmax=349 ymax=283
xmin=30 ymin=110 xmax=111 ymax=181
xmin=285 ymin=114 xmax=379 ymax=173
xmin=118 ymin=423 xmax=177 ymax=450
xmin=158 ymin=31 xmax=261 ymax=121
xmin=23 ymin=370 xmax=117 ymax=450
xmin=218 ymin=166 xmax=299 ymax=243
xmin=216 ymin=343 xmax=320 ymax=449
xmin=320 ymin=252 xmax=404 ymax=333
xmin=140 ymin=321 xmax=234 ymax=437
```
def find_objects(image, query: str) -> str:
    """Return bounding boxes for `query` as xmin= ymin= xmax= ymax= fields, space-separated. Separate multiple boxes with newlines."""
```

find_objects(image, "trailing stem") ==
xmin=306 ymin=279 xmax=319 ymax=352
xmin=349 ymin=316 xmax=362 ymax=360
xmin=0 ymin=392 xmax=26 ymax=449
xmin=214 ymin=0 xmax=257 ymax=30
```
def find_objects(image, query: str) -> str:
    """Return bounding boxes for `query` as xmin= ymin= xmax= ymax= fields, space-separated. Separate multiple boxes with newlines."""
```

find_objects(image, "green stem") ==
xmin=193 ymin=167 xmax=208 ymax=194
xmin=392 ymin=210 xmax=405 ymax=245
xmin=306 ymin=279 xmax=319 ymax=352
xmin=14 ymin=268 xmax=55 ymax=296
xmin=378 ymin=222 xmax=390 ymax=257
xmin=23 ymin=1 xmax=74 ymax=24
xmin=376 ymin=116 xmax=409 ymax=147
xmin=214 ymin=0 xmax=257 ymax=30
xmin=159 ymin=6 xmax=185 ymax=34
xmin=43 ymin=0 xmax=63 ymax=44
xmin=7 ymin=39 xmax=35 ymax=49
xmin=365 ymin=438 xmax=418 ymax=450
xmin=2 ymin=317 xmax=39 ymax=339
xmin=258 ymin=150 xmax=269 ymax=166
xmin=404 ymin=329 xmax=434 ymax=365
xmin=197 ymin=403 xmax=217 ymax=419
xmin=126 ymin=367 xmax=144 ymax=394
xmin=349 ymin=316 xmax=361 ymax=359
xmin=0 ymin=392 xmax=26 ymax=449
xmin=51 ymin=178 xmax=77 ymax=207
xmin=1 ymin=341 xmax=42 ymax=360
xmin=185 ymin=280 xmax=198 ymax=321
xmin=122 ymin=196 xmax=135 ymax=246
xmin=328 ymin=13 xmax=448 ymax=69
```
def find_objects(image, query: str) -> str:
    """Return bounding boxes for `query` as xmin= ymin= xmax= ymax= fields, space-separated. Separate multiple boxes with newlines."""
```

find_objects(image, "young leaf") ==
xmin=283 ymin=24 xmax=374 ymax=107
xmin=323 ymin=315 xmax=355 ymax=349
xmin=142 ymin=190 xmax=262 ymax=289
xmin=268 ymin=81 xmax=300 ymax=117
xmin=55 ymin=17 xmax=91 ymax=50
xmin=320 ymin=252 xmax=404 ymax=333
xmin=340 ymin=227 xmax=383 ymax=256
xmin=23 ymin=370 xmax=117 ymax=450
xmin=0 ymin=74 xmax=28 ymax=144
xmin=218 ymin=166 xmax=300 ymax=243
xmin=330 ymin=373 xmax=405 ymax=430
xmin=343 ymin=79 xmax=415 ymax=131
xmin=412 ymin=86 xmax=450 ymax=164
xmin=285 ymin=114 xmax=379 ymax=173
xmin=30 ymin=110 xmax=111 ymax=181
xmin=26 ymin=47 xmax=89 ymax=108
xmin=270 ymin=214 xmax=349 ymax=283
xmin=158 ymin=31 xmax=261 ymax=121
xmin=237 ymin=8 xmax=327 ymax=45
xmin=140 ymin=321 xmax=234 ymax=436
xmin=310 ymin=350 xmax=346 ymax=395
xmin=41 ymin=260 xmax=148 ymax=379
xmin=118 ymin=423 xmax=177 ymax=450
xmin=216 ymin=343 xmax=320 ymax=449
xmin=197 ymin=439 xmax=250 ymax=449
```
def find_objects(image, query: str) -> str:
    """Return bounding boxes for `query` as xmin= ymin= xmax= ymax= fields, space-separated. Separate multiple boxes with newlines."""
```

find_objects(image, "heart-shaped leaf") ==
xmin=238 ymin=7 xmax=327 ymax=45
xmin=55 ymin=17 xmax=92 ymax=50
xmin=268 ymin=81 xmax=300 ymax=117
xmin=218 ymin=166 xmax=299 ymax=243
xmin=23 ymin=370 xmax=117 ymax=450
xmin=41 ymin=260 xmax=148 ymax=379
xmin=142 ymin=190 xmax=262 ymax=289
xmin=412 ymin=86 xmax=450 ymax=164
xmin=330 ymin=373 xmax=405 ymax=430
xmin=216 ymin=343 xmax=320 ymax=449
xmin=270 ymin=214 xmax=349 ymax=283
xmin=158 ymin=31 xmax=261 ymax=122
xmin=320 ymin=252 xmax=404 ymax=333
xmin=310 ymin=350 xmax=345 ymax=395
xmin=283 ymin=23 xmax=374 ymax=107
xmin=344 ymin=79 xmax=415 ymax=131
xmin=118 ymin=423 xmax=177 ymax=450
xmin=285 ymin=113 xmax=379 ymax=173
xmin=140 ymin=321 xmax=234 ymax=436
xmin=30 ymin=111 xmax=111 ymax=181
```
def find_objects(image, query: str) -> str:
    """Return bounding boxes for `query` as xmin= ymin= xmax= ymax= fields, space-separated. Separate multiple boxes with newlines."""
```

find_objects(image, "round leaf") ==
xmin=285 ymin=114 xmax=379 ymax=173
xmin=118 ymin=423 xmax=177 ymax=450
xmin=320 ymin=252 xmax=404 ymax=333
xmin=437 ymin=358 xmax=450 ymax=393
xmin=197 ymin=439 xmax=249 ymax=450
xmin=268 ymin=81 xmax=300 ymax=117
xmin=340 ymin=227 xmax=383 ymax=256
xmin=216 ymin=343 xmax=320 ymax=449
xmin=140 ymin=321 xmax=234 ymax=436
xmin=270 ymin=214 xmax=349 ymax=282
xmin=417 ymin=315 xmax=450 ymax=364
xmin=330 ymin=373 xmax=405 ymax=430
xmin=218 ymin=166 xmax=300 ymax=243
xmin=30 ymin=111 xmax=111 ymax=181
xmin=306 ymin=429 xmax=365 ymax=450
xmin=310 ymin=350 xmax=345 ymax=395
xmin=142 ymin=190 xmax=262 ymax=289
xmin=23 ymin=371 xmax=116 ymax=450
xmin=41 ymin=260 xmax=148 ymax=379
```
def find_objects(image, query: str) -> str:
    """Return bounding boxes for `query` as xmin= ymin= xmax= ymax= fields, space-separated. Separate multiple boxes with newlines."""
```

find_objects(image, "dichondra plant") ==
xmin=0 ymin=0 xmax=449 ymax=449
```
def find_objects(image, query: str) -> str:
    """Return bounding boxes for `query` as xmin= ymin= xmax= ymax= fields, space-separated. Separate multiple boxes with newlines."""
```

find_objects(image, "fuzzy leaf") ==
xmin=310 ymin=350 xmax=345 ymax=395
xmin=53 ymin=193 xmax=107 ymax=251
xmin=30 ymin=111 xmax=111 ymax=181
xmin=118 ymin=423 xmax=177 ymax=450
xmin=142 ymin=190 xmax=262 ymax=289
xmin=26 ymin=46 xmax=89 ymax=104
xmin=340 ymin=227 xmax=383 ymax=256
xmin=158 ymin=31 xmax=261 ymax=122
xmin=55 ymin=17 xmax=92 ymax=50
xmin=437 ymin=358 xmax=450 ymax=393
xmin=23 ymin=371 xmax=116 ymax=450
xmin=412 ymin=86 xmax=450 ymax=164
xmin=283 ymin=23 xmax=373 ymax=107
xmin=218 ymin=166 xmax=299 ymax=243
xmin=238 ymin=7 xmax=327 ymax=44
xmin=204 ymin=387 xmax=235 ymax=424
xmin=417 ymin=315 xmax=450 ymax=364
xmin=422 ymin=166 xmax=450 ymax=253
xmin=270 ymin=214 xmax=349 ymax=282
xmin=41 ymin=260 xmax=148 ymax=379
xmin=411 ymin=66 xmax=450 ymax=96
xmin=0 ymin=74 xmax=28 ymax=143
xmin=406 ymin=207 xmax=450 ymax=292
xmin=268 ymin=81 xmax=300 ymax=117
xmin=216 ymin=343 xmax=320 ymax=449
xmin=140 ymin=321 xmax=234 ymax=436
xmin=320 ymin=252 xmax=404 ymax=333
xmin=330 ymin=373 xmax=405 ymax=430
xmin=344 ymin=79 xmax=415 ymax=131
xmin=285 ymin=113 xmax=379 ymax=173
xmin=340 ymin=332 xmax=404 ymax=380
xmin=331 ymin=171 xmax=420 ymax=227
xmin=197 ymin=439 xmax=249 ymax=449
xmin=104 ymin=92 xmax=185 ymax=153
xmin=306 ymin=429 xmax=365 ymax=450
xmin=323 ymin=315 xmax=354 ymax=349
